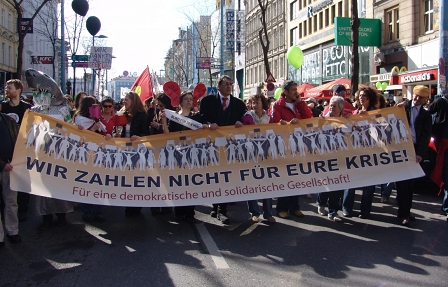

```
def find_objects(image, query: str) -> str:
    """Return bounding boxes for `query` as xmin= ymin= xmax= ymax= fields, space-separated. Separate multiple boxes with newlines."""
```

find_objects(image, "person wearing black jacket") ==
xmin=396 ymin=85 xmax=432 ymax=226
xmin=428 ymin=94 xmax=448 ymax=218
xmin=119 ymin=92 xmax=150 ymax=217
xmin=0 ymin=113 xmax=22 ymax=247
xmin=199 ymin=75 xmax=246 ymax=224
xmin=0 ymin=79 xmax=31 ymax=222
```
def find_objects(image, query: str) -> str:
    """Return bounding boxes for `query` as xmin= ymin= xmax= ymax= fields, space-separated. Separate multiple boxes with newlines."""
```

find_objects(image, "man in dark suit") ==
xmin=396 ymin=85 xmax=432 ymax=226
xmin=200 ymin=75 xmax=247 ymax=224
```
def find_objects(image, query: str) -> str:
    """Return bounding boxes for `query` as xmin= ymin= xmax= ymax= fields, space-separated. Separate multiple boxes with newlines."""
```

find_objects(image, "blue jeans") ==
xmin=276 ymin=196 xmax=300 ymax=213
xmin=317 ymin=190 xmax=343 ymax=214
xmin=442 ymin=149 xmax=448 ymax=214
xmin=81 ymin=203 xmax=102 ymax=218
xmin=248 ymin=198 xmax=273 ymax=218
xmin=380 ymin=183 xmax=394 ymax=199
xmin=342 ymin=186 xmax=375 ymax=215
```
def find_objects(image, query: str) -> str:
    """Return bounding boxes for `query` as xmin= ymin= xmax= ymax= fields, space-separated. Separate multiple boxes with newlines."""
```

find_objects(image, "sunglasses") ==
xmin=103 ymin=105 xmax=113 ymax=108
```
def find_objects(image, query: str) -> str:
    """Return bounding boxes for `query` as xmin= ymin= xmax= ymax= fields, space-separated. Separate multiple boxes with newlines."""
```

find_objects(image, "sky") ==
xmin=67 ymin=0 xmax=217 ymax=79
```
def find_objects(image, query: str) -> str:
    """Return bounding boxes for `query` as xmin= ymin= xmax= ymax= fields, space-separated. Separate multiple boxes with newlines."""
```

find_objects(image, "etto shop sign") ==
xmin=334 ymin=17 xmax=381 ymax=47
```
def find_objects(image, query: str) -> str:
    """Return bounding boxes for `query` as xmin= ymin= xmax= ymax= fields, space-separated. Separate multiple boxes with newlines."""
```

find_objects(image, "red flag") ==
xmin=131 ymin=66 xmax=154 ymax=102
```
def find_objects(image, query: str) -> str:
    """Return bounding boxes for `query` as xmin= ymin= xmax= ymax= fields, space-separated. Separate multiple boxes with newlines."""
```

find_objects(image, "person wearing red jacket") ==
xmin=271 ymin=80 xmax=312 ymax=219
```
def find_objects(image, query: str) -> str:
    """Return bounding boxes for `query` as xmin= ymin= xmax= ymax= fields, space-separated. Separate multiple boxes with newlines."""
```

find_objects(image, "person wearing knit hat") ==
xmin=413 ymin=85 xmax=430 ymax=99
xmin=395 ymin=85 xmax=432 ymax=226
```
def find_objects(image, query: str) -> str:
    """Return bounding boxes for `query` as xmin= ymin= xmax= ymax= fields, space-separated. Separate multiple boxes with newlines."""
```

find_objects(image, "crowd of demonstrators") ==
xmin=200 ymin=75 xmax=247 ymax=225
xmin=394 ymin=86 xmax=432 ymax=225
xmin=316 ymin=96 xmax=346 ymax=222
xmin=119 ymin=92 xmax=150 ymax=217
xmin=148 ymin=93 xmax=174 ymax=216
xmin=241 ymin=94 xmax=276 ymax=223
xmin=160 ymin=91 xmax=209 ymax=223
xmin=73 ymin=96 xmax=109 ymax=222
xmin=271 ymin=80 xmax=312 ymax=219
xmin=342 ymin=85 xmax=379 ymax=219
xmin=0 ymin=80 xmax=32 ymax=223
xmin=428 ymin=92 xmax=448 ymax=220
xmin=3 ymin=76 xmax=448 ymax=251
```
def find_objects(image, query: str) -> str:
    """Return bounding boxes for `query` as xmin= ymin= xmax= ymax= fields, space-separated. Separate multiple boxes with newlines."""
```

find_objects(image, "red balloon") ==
xmin=193 ymin=83 xmax=206 ymax=107
xmin=163 ymin=81 xmax=181 ymax=107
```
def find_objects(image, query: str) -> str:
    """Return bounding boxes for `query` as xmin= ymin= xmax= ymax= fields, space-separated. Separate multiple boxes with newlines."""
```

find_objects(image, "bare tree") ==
xmin=350 ymin=0 xmax=360 ymax=97
xmin=8 ymin=0 xmax=52 ymax=78
xmin=257 ymin=0 xmax=271 ymax=78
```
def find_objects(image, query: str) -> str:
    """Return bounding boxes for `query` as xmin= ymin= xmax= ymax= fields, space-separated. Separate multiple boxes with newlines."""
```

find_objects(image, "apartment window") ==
xmin=325 ymin=8 xmax=329 ymax=27
xmin=319 ymin=12 xmax=323 ymax=29
xmin=273 ymin=29 xmax=277 ymax=48
xmin=291 ymin=1 xmax=298 ymax=20
xmin=304 ymin=20 xmax=307 ymax=36
xmin=273 ymin=1 xmax=277 ymax=17
xmin=313 ymin=15 xmax=317 ymax=32
xmin=338 ymin=1 xmax=343 ymax=17
xmin=2 ymin=43 xmax=5 ymax=64
xmin=280 ymin=56 xmax=284 ymax=78
xmin=386 ymin=7 xmax=399 ymax=41
xmin=8 ymin=13 xmax=11 ymax=30
xmin=8 ymin=45 xmax=11 ymax=66
xmin=1 ymin=9 xmax=5 ymax=27
xmin=299 ymin=23 xmax=303 ymax=38
xmin=308 ymin=19 xmax=312 ymax=35
xmin=424 ymin=0 xmax=434 ymax=33
xmin=331 ymin=5 xmax=335 ymax=24
xmin=280 ymin=26 xmax=284 ymax=45
xmin=290 ymin=27 xmax=297 ymax=46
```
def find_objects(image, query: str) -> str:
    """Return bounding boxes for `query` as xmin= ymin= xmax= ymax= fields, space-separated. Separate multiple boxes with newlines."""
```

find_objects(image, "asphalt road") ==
xmin=1 ymin=188 xmax=447 ymax=287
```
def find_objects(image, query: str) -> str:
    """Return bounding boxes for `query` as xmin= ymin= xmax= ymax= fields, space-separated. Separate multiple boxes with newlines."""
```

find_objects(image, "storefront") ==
xmin=370 ymin=66 xmax=438 ymax=102
xmin=289 ymin=42 xmax=371 ymax=86
xmin=398 ymin=67 xmax=438 ymax=100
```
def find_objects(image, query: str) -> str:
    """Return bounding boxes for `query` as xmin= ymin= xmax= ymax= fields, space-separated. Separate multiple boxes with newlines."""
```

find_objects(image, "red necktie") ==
xmin=222 ymin=97 xmax=228 ymax=111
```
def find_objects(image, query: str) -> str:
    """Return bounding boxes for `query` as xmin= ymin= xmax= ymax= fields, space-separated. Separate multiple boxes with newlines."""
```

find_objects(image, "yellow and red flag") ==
xmin=131 ymin=66 xmax=153 ymax=102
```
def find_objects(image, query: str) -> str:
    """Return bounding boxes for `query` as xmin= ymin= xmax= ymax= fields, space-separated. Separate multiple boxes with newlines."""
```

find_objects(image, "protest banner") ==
xmin=11 ymin=107 xmax=423 ymax=207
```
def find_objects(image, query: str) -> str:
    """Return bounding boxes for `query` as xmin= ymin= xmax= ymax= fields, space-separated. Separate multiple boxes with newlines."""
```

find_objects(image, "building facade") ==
xmin=22 ymin=0 xmax=65 ymax=93
xmin=0 ymin=0 xmax=18 ymax=94
xmin=370 ymin=0 xmax=441 ymax=100
xmin=287 ymin=0 xmax=372 ymax=87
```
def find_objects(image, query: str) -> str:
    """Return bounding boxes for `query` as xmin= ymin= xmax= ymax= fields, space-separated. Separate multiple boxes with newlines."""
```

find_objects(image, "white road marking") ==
xmin=196 ymin=223 xmax=230 ymax=269
xmin=46 ymin=258 xmax=82 ymax=270
xmin=239 ymin=223 xmax=259 ymax=236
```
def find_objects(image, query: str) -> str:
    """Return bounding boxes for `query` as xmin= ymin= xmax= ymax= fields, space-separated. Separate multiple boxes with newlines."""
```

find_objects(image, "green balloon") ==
xmin=381 ymin=82 xmax=388 ymax=91
xmin=274 ymin=88 xmax=282 ymax=100
xmin=287 ymin=46 xmax=304 ymax=69
xmin=375 ymin=82 xmax=382 ymax=89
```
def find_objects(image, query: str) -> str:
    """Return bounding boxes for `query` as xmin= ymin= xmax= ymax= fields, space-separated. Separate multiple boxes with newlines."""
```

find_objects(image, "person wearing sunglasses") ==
xmin=99 ymin=97 xmax=116 ymax=137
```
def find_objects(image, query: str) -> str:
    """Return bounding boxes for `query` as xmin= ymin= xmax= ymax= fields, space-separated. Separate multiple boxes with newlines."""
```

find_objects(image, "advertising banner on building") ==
xmin=31 ymin=56 xmax=54 ymax=65
xmin=334 ymin=17 xmax=382 ymax=47
xmin=11 ymin=108 xmax=422 ymax=207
